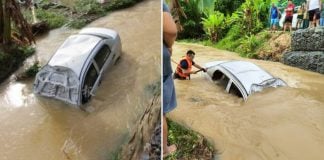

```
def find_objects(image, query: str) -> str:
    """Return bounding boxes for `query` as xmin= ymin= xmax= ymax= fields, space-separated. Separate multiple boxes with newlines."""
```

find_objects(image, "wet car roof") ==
xmin=218 ymin=61 xmax=274 ymax=94
xmin=48 ymin=34 xmax=101 ymax=77
xmin=205 ymin=61 xmax=287 ymax=98
xmin=47 ymin=28 xmax=118 ymax=78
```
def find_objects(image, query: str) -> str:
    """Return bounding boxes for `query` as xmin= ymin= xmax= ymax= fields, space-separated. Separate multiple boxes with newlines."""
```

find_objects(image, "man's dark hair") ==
xmin=186 ymin=50 xmax=195 ymax=55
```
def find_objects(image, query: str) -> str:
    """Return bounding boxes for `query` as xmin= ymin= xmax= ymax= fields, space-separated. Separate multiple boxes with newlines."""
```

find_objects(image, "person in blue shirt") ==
xmin=270 ymin=3 xmax=280 ymax=32
xmin=163 ymin=1 xmax=178 ymax=157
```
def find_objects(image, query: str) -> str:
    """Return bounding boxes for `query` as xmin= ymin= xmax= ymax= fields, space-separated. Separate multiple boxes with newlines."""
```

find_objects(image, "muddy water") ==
xmin=0 ymin=0 xmax=160 ymax=159
xmin=169 ymin=43 xmax=324 ymax=160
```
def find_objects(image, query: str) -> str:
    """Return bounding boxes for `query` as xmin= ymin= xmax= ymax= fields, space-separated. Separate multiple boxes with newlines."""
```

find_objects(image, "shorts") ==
xmin=297 ymin=15 xmax=303 ymax=20
xmin=270 ymin=18 xmax=279 ymax=26
xmin=309 ymin=8 xmax=320 ymax=20
xmin=284 ymin=16 xmax=293 ymax=23
xmin=163 ymin=74 xmax=177 ymax=114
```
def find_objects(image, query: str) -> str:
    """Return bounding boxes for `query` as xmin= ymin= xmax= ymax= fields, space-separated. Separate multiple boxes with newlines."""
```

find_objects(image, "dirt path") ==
xmin=168 ymin=42 xmax=324 ymax=160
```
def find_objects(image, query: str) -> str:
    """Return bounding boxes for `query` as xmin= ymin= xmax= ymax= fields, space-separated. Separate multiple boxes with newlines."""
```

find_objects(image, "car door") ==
xmin=82 ymin=62 xmax=99 ymax=103
xmin=90 ymin=43 xmax=112 ymax=95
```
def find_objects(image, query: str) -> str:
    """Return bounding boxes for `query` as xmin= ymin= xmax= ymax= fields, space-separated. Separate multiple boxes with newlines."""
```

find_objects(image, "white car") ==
xmin=205 ymin=61 xmax=287 ymax=101
xmin=34 ymin=28 xmax=122 ymax=106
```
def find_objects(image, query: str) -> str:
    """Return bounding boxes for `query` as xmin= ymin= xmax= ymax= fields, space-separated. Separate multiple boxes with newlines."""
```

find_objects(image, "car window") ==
xmin=213 ymin=70 xmax=230 ymax=89
xmin=84 ymin=64 xmax=99 ymax=88
xmin=212 ymin=70 xmax=243 ymax=98
xmin=94 ymin=44 xmax=111 ymax=69
xmin=229 ymin=83 xmax=243 ymax=97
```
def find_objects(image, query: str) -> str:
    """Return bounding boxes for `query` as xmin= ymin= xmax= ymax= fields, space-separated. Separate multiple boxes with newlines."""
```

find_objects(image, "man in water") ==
xmin=173 ymin=50 xmax=207 ymax=80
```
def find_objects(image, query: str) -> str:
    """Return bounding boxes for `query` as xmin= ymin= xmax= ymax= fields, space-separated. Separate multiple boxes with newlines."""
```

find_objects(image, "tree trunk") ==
xmin=3 ymin=0 xmax=10 ymax=44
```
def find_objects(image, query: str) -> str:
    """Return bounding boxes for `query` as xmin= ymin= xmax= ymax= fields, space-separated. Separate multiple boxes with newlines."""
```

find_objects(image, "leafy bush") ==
xmin=25 ymin=62 xmax=41 ymax=77
xmin=36 ymin=9 xmax=67 ymax=29
xmin=216 ymin=25 xmax=242 ymax=50
xmin=238 ymin=34 xmax=259 ymax=57
xmin=214 ymin=0 xmax=245 ymax=15
xmin=68 ymin=18 xmax=88 ymax=29
xmin=0 ymin=45 xmax=35 ymax=82
xmin=177 ymin=0 xmax=205 ymax=39
xmin=74 ymin=0 xmax=105 ymax=15
xmin=201 ymin=11 xmax=225 ymax=42
xmin=105 ymin=0 xmax=142 ymax=10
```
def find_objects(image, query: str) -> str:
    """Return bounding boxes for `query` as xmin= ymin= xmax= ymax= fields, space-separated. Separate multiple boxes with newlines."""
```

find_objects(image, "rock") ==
xmin=283 ymin=51 xmax=324 ymax=74
xmin=291 ymin=27 xmax=324 ymax=51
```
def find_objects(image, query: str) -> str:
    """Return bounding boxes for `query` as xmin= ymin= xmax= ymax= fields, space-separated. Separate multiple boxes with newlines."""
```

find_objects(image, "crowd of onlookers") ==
xmin=270 ymin=0 xmax=323 ymax=32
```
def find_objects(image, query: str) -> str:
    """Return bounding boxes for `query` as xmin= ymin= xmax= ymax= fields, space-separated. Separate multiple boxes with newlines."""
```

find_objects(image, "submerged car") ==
xmin=204 ymin=61 xmax=287 ymax=101
xmin=34 ymin=28 xmax=122 ymax=106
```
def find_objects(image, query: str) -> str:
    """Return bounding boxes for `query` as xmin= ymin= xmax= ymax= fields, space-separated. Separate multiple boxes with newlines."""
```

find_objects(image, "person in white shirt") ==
xmin=307 ymin=0 xmax=322 ymax=27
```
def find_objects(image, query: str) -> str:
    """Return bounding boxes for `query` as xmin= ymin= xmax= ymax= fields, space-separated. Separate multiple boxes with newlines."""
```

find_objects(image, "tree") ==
xmin=214 ymin=0 xmax=245 ymax=15
xmin=0 ymin=0 xmax=34 ymax=45
xmin=201 ymin=11 xmax=225 ymax=42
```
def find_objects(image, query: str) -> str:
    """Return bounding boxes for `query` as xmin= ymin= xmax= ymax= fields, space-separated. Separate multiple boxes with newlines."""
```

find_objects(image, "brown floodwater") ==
xmin=0 ymin=0 xmax=160 ymax=159
xmin=168 ymin=43 xmax=324 ymax=160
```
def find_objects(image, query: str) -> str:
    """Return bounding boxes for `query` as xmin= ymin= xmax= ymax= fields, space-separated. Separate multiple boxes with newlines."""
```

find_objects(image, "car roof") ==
xmin=48 ymin=34 xmax=102 ymax=78
xmin=206 ymin=61 xmax=283 ymax=95
xmin=79 ymin=27 xmax=118 ymax=39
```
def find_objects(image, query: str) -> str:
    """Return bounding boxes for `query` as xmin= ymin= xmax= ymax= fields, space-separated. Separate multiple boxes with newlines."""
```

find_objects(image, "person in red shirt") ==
xmin=284 ymin=0 xmax=295 ymax=32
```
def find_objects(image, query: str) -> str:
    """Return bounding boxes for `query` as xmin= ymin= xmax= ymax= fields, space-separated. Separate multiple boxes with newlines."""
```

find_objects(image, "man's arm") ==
xmin=193 ymin=63 xmax=207 ymax=72
xmin=163 ymin=11 xmax=177 ymax=49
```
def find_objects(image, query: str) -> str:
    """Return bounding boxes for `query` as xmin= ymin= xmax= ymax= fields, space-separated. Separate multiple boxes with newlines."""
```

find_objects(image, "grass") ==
xmin=180 ymin=28 xmax=273 ymax=59
xmin=36 ymin=9 xmax=67 ymax=29
xmin=0 ymin=45 xmax=35 ymax=83
xmin=165 ymin=119 xmax=215 ymax=160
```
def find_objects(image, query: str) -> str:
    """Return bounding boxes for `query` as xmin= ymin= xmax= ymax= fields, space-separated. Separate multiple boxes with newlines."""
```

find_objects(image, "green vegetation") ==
xmin=25 ymin=62 xmax=41 ymax=77
xmin=176 ymin=0 xmax=285 ymax=58
xmin=36 ymin=9 xmax=67 ymax=29
xmin=201 ymin=11 xmax=225 ymax=42
xmin=109 ymin=147 xmax=122 ymax=160
xmin=0 ymin=45 xmax=35 ymax=82
xmin=178 ymin=0 xmax=205 ymax=39
xmin=165 ymin=119 xmax=215 ymax=159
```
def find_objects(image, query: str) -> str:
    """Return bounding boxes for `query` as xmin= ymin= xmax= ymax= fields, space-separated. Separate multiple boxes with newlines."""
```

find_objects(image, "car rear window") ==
xmin=94 ymin=44 xmax=111 ymax=69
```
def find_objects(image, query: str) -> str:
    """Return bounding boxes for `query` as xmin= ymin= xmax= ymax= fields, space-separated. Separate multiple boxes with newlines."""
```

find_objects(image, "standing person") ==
xmin=163 ymin=1 xmax=178 ymax=157
xmin=270 ymin=3 xmax=281 ymax=32
xmin=320 ymin=0 xmax=324 ymax=26
xmin=307 ymin=0 xmax=322 ymax=28
xmin=297 ymin=5 xmax=305 ymax=29
xmin=283 ymin=0 xmax=295 ymax=32
xmin=303 ymin=2 xmax=310 ymax=28
xmin=173 ymin=50 xmax=206 ymax=80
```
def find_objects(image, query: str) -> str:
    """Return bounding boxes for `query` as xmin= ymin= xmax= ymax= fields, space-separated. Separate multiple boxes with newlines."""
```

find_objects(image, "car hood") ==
xmin=34 ymin=65 xmax=80 ymax=106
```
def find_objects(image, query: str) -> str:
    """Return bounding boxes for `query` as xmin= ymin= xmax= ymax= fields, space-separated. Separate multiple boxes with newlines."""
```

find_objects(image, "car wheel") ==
xmin=82 ymin=84 xmax=92 ymax=104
